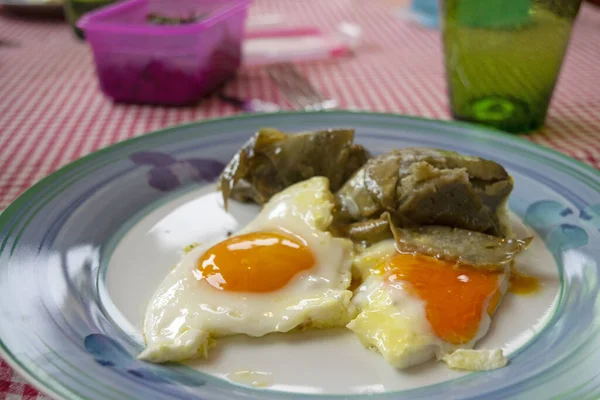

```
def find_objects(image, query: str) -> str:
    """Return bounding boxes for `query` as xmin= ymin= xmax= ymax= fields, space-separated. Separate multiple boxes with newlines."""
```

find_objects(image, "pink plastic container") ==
xmin=78 ymin=0 xmax=251 ymax=106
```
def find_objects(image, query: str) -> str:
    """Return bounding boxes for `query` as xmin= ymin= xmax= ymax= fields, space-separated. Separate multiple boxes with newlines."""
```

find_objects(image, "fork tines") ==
xmin=267 ymin=63 xmax=336 ymax=111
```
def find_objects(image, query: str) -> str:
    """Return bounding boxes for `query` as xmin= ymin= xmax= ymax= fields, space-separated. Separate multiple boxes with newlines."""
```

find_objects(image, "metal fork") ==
xmin=267 ymin=63 xmax=337 ymax=111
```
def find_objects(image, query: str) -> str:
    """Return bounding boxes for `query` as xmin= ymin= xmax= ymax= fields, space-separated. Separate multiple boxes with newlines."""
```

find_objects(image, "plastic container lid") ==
xmin=78 ymin=0 xmax=251 ymax=37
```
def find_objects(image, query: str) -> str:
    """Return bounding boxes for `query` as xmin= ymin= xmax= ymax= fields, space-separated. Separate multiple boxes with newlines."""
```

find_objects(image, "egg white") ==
xmin=352 ymin=239 xmax=398 ymax=281
xmin=139 ymin=177 xmax=355 ymax=363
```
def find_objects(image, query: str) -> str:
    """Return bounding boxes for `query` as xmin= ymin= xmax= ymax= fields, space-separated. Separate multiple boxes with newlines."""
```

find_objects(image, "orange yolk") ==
xmin=196 ymin=232 xmax=315 ymax=293
xmin=380 ymin=254 xmax=503 ymax=345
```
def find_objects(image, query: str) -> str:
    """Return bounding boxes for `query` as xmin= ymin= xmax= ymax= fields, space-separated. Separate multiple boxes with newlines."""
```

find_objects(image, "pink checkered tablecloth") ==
xmin=1 ymin=0 xmax=600 ymax=398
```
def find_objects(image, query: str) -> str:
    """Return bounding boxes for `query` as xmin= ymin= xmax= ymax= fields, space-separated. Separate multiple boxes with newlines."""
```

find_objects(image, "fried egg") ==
xmin=348 ymin=241 xmax=508 ymax=370
xmin=139 ymin=177 xmax=355 ymax=363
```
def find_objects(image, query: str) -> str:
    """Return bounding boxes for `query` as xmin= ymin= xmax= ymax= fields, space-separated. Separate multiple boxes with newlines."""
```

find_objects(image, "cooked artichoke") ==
xmin=335 ymin=148 xmax=514 ymax=237
xmin=218 ymin=128 xmax=370 ymax=208
xmin=389 ymin=223 xmax=532 ymax=268
xmin=339 ymin=212 xmax=531 ymax=268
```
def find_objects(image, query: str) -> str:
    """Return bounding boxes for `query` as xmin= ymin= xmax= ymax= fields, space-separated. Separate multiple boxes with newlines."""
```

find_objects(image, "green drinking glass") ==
xmin=441 ymin=0 xmax=583 ymax=133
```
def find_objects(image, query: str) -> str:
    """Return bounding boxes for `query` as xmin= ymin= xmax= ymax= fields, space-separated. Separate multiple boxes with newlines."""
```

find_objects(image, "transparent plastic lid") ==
xmin=78 ymin=0 xmax=252 ymax=36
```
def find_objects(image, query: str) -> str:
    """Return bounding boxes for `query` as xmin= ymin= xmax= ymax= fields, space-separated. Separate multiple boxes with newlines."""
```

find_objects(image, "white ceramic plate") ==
xmin=1 ymin=111 xmax=599 ymax=400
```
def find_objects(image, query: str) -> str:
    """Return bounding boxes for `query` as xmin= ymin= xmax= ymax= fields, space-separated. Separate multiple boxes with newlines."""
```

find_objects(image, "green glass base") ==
xmin=451 ymin=96 xmax=545 ymax=133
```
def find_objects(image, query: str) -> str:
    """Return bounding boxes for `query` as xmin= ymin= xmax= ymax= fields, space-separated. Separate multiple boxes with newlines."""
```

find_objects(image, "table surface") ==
xmin=1 ymin=0 xmax=600 ymax=398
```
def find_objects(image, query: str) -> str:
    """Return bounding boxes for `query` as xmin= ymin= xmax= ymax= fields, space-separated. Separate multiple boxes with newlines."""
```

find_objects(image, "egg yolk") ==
xmin=196 ymin=232 xmax=315 ymax=293
xmin=381 ymin=254 xmax=503 ymax=345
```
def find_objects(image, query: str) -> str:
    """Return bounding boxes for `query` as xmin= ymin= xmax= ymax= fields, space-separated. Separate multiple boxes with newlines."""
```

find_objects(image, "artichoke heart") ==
xmin=389 ymin=221 xmax=533 ymax=269
xmin=335 ymin=148 xmax=514 ymax=237
xmin=342 ymin=212 xmax=531 ymax=268
xmin=219 ymin=128 xmax=370 ymax=209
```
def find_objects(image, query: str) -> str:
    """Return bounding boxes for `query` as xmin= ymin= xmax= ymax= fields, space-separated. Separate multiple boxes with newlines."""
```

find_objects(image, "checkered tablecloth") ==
xmin=1 ymin=0 xmax=600 ymax=398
